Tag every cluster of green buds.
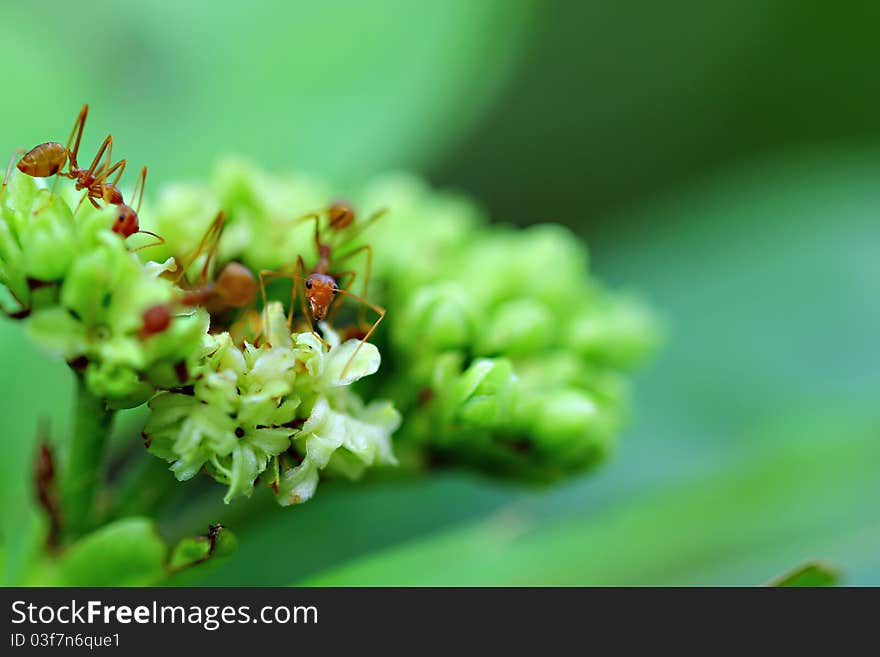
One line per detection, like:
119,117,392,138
359,176,658,481
146,158,658,483
0,171,207,407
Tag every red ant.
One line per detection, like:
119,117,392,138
260,202,387,377
172,211,257,312
16,104,120,208
140,212,257,338
14,104,162,249
293,200,387,327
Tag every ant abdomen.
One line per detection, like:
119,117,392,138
140,304,173,338
215,262,257,308
327,201,355,230
16,142,68,178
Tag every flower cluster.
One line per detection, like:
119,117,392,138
1,169,399,505
144,303,399,504
146,159,658,482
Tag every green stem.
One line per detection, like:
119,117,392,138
106,454,178,521
61,374,115,543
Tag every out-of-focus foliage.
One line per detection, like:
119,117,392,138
434,2,880,224
0,0,533,186
768,561,839,587
2,0,879,587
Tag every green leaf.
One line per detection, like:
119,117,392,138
168,524,237,574
767,562,839,588
298,413,880,585
53,518,167,587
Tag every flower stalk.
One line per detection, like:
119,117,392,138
61,374,115,542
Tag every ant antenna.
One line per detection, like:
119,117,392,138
129,230,165,253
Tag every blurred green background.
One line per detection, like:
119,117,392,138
1,0,878,585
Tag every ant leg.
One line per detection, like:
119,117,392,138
332,243,373,329
100,158,127,190
175,210,226,285
81,135,114,188
293,256,318,339
130,230,165,253
257,267,302,344
64,104,89,169
325,269,357,325
0,149,25,202
85,156,127,210
333,287,386,380
34,172,63,216
195,208,223,283
258,268,294,329
296,211,324,253
73,190,91,216
342,207,388,246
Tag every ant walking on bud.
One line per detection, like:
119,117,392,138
13,104,164,250
16,104,120,212
260,201,387,378
172,210,257,313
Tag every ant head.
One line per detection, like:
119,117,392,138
140,304,172,338
17,142,68,178
112,204,139,238
328,201,355,230
304,273,336,320
216,262,257,308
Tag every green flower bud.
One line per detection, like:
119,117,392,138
144,182,221,266
450,357,518,428
476,298,554,355
455,224,590,308
567,294,661,369
519,387,619,461
356,174,481,284
393,283,480,354
20,200,77,281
